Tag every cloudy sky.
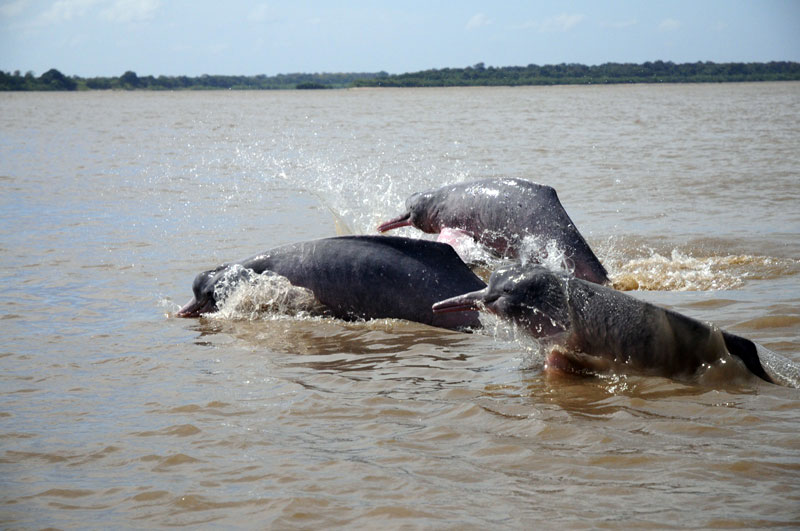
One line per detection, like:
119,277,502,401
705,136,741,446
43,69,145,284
1,0,798,77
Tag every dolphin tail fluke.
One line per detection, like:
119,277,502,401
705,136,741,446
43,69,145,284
722,330,774,384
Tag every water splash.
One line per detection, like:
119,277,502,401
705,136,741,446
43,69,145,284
477,312,570,372
211,268,326,321
266,140,474,236
159,297,183,317
605,247,796,291
519,235,575,275
756,344,800,388
436,228,496,265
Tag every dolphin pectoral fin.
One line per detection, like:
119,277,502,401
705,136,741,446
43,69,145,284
544,347,585,375
377,212,412,233
436,227,471,246
432,289,486,314
544,346,616,376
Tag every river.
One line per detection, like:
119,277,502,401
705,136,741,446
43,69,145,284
1,83,798,528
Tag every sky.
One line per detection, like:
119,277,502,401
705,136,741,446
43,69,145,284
1,0,799,77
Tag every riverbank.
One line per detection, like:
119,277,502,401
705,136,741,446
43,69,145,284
2,61,799,91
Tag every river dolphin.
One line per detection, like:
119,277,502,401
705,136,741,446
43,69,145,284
377,178,609,285
432,264,774,383
177,235,486,330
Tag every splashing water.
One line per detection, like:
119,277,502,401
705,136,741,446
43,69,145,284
436,228,496,265
211,267,326,321
476,311,575,373
519,235,575,274
266,141,474,237
756,344,800,388
605,248,797,292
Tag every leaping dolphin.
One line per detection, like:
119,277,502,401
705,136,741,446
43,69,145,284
378,178,609,285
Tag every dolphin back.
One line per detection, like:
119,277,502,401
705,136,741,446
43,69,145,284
430,179,609,284
243,235,486,329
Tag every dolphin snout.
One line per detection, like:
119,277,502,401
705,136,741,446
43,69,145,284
377,212,412,233
176,298,200,318
432,289,487,314
176,297,216,318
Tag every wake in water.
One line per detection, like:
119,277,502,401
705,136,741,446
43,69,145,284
756,344,800,388
602,246,798,292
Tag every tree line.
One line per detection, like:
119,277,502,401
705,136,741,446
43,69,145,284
353,61,800,87
2,61,799,91
0,69,377,91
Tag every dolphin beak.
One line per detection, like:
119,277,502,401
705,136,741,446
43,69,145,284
176,297,216,318
377,212,411,233
176,298,201,318
432,288,488,314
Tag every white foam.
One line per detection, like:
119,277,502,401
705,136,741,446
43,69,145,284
756,343,800,388
607,249,772,291
519,235,575,276
211,269,326,321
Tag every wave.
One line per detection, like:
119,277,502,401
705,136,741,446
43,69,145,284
605,248,797,292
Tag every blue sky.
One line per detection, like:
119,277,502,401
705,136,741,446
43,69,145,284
1,0,799,77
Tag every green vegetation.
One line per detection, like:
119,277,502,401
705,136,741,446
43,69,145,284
353,61,800,87
295,82,333,90
2,62,799,91
0,69,377,91
1,68,78,90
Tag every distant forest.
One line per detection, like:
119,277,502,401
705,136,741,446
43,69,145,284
2,61,799,91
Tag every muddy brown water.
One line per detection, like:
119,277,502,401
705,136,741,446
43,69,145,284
1,83,798,528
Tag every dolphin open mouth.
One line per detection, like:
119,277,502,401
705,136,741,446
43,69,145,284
432,290,486,314
377,212,411,233
176,297,216,318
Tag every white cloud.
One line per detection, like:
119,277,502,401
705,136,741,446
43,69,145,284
520,13,585,33
465,12,491,30
101,0,160,23
33,0,158,25
659,18,681,31
40,0,100,23
602,19,638,30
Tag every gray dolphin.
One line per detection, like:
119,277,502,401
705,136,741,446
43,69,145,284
177,235,486,330
377,178,609,285
432,264,774,383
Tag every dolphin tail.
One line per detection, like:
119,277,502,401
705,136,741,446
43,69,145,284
721,331,773,384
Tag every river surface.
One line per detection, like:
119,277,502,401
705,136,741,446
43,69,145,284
1,83,799,528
